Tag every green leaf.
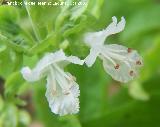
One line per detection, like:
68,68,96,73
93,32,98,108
18,110,31,127
0,48,15,78
0,6,19,21
2,104,19,127
121,5,160,42
82,75,160,127
0,6,35,49
140,36,160,82
63,15,87,37
5,71,25,99
0,42,6,53
28,32,58,55
27,0,60,39
87,0,104,18
70,0,88,20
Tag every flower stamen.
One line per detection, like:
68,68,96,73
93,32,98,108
100,54,116,66
64,92,70,95
114,64,120,69
53,64,72,81
127,48,132,53
51,90,57,96
136,60,142,65
129,70,134,76
63,89,70,95
69,76,76,82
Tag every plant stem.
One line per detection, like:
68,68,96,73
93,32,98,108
23,0,41,42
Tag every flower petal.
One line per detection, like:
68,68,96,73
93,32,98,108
45,69,57,105
104,44,128,52
102,57,135,83
84,17,125,47
84,30,106,47
55,50,84,68
85,47,100,67
21,66,44,82
66,56,84,65
45,65,80,116
105,16,125,36
21,49,82,116
49,84,80,116
100,44,142,83
21,50,66,82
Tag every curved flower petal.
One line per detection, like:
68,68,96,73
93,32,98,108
45,69,57,105
105,16,125,36
102,57,135,83
55,51,84,68
85,47,100,67
104,44,128,52
100,44,143,83
21,66,44,82
66,56,84,65
105,44,143,67
45,68,80,116
21,50,66,82
21,49,82,116
49,83,80,116
84,30,106,47
84,16,125,47
21,49,83,82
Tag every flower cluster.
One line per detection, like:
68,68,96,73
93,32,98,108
21,17,143,116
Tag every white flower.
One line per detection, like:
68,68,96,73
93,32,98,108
84,16,143,83
21,50,84,116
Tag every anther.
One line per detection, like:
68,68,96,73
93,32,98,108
114,64,120,69
129,70,134,76
127,48,132,53
72,76,76,81
69,76,76,82
136,60,142,65
64,92,70,95
51,90,57,96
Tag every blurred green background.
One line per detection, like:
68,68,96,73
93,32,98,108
0,0,160,127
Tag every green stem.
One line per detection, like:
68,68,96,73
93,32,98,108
29,32,58,55
23,0,41,42
0,33,29,53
